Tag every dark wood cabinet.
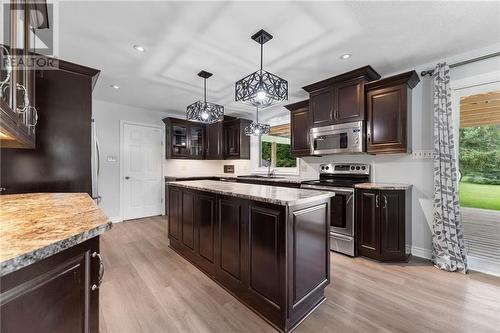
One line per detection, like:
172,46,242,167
163,118,205,159
365,71,420,154
356,188,411,261
286,99,311,157
336,78,365,123
309,87,334,127
168,185,330,332
206,121,223,159
0,237,101,333
223,118,251,159
303,66,381,127
1,60,99,195
0,1,48,149
163,117,250,160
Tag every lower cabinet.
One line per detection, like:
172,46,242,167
356,188,411,261
0,237,102,333
168,186,330,332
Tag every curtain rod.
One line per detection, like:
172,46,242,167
420,51,500,77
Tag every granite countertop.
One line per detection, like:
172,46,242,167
168,180,334,206
355,183,412,190
0,193,112,277
225,175,317,184
165,175,317,184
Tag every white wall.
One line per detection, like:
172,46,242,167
92,99,171,221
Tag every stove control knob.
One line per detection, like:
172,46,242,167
356,166,360,170
361,166,366,170
325,166,329,170
350,166,355,170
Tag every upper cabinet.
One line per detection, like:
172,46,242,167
164,118,205,159
303,66,381,127
365,71,420,154
223,118,251,160
285,100,310,157
163,116,251,160
205,121,223,160
1,1,48,149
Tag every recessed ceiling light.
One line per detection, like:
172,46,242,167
340,54,352,60
110,84,120,89
133,44,146,52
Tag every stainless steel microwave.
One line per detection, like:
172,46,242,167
310,121,365,155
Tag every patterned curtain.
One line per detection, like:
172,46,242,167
431,63,468,273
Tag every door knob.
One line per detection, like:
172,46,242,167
125,176,131,180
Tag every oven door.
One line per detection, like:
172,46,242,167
300,184,354,236
329,187,354,236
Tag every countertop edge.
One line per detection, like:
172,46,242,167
354,183,413,190
168,182,334,206
1,221,112,277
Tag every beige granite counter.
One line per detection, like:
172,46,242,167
355,183,412,190
168,180,334,206
0,193,111,276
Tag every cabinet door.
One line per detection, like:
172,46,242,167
0,238,99,333
335,78,364,123
309,87,334,127
366,84,408,153
168,187,181,240
181,190,195,251
224,122,240,157
216,196,246,293
380,191,406,260
195,192,217,274
246,203,286,317
171,123,189,158
356,190,380,259
290,107,310,157
206,121,222,159
189,125,204,159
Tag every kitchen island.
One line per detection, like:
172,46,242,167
0,193,111,333
167,180,334,332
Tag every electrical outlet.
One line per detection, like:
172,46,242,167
412,150,433,159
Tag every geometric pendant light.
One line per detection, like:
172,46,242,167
186,70,224,123
245,107,270,136
235,29,288,109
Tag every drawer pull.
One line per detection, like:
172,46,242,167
91,251,104,291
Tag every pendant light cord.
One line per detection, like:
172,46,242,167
260,42,263,71
203,77,207,103
256,107,259,123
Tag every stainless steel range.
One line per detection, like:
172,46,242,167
301,163,370,256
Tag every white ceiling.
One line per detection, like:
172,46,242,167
57,1,500,118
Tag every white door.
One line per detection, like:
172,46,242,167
123,123,163,220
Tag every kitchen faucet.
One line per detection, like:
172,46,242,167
263,159,275,177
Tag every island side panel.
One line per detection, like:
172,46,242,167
245,201,287,328
286,198,330,331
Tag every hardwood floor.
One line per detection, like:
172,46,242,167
99,216,500,333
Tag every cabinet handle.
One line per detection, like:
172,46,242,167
16,83,29,114
28,106,38,127
383,195,387,209
91,251,104,291
375,194,379,208
367,132,371,143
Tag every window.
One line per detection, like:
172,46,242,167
259,123,297,168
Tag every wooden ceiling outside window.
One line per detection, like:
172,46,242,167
460,90,500,128
269,124,290,137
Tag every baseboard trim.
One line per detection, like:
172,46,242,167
411,245,432,260
468,256,500,277
109,216,123,223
